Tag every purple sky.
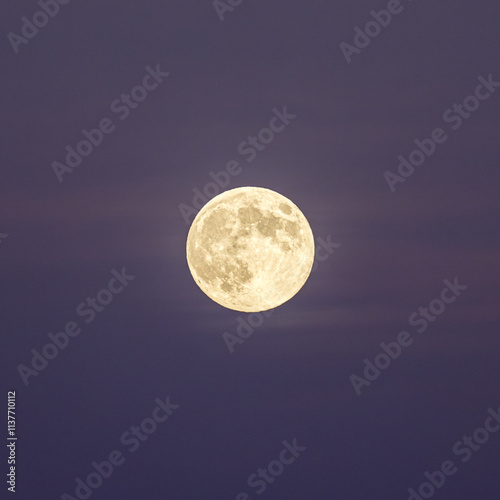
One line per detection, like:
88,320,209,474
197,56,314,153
2,1,500,499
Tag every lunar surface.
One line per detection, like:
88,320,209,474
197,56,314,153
186,186,315,312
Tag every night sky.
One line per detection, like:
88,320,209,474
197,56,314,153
2,1,500,499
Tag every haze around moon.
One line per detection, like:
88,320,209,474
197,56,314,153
186,186,315,312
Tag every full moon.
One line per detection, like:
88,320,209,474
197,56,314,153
186,186,315,312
